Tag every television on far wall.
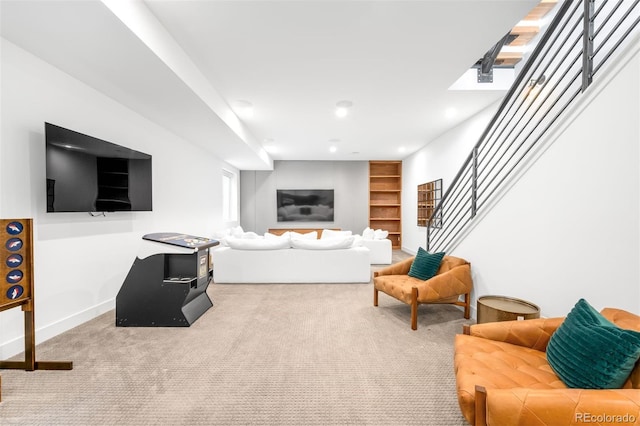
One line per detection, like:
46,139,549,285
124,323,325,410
277,189,334,222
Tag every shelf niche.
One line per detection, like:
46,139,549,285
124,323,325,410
369,161,402,249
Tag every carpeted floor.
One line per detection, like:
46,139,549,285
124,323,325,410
0,256,469,425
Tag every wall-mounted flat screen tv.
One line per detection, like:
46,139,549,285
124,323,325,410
276,189,334,222
45,122,153,213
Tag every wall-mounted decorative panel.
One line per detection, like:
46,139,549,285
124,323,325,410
417,179,442,228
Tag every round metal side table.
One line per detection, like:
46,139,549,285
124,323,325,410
477,295,540,324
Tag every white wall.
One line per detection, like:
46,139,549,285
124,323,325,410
402,106,496,254
0,39,238,358
240,160,369,235
403,38,640,319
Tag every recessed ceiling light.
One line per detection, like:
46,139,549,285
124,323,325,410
263,138,277,153
398,147,406,153
329,146,337,153
335,100,353,118
234,100,254,118
445,107,457,119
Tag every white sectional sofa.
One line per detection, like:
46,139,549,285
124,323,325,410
361,238,392,264
212,245,371,283
210,228,391,283
265,227,392,265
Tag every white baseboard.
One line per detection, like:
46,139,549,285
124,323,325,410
0,299,114,359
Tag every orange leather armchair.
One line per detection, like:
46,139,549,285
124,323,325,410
454,308,640,425
373,255,472,330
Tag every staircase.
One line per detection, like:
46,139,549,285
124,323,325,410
427,0,640,253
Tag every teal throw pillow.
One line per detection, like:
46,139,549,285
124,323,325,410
408,248,445,281
546,298,640,389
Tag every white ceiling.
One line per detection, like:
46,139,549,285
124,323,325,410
0,0,538,170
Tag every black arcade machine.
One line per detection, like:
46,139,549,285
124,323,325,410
116,232,219,327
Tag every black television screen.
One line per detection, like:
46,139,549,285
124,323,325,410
45,123,152,212
276,189,334,222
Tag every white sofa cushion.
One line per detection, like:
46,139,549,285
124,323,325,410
320,229,352,239
362,227,375,240
230,225,245,238
241,231,261,239
362,227,389,240
264,232,290,240
227,237,290,250
291,236,354,250
374,229,389,239
213,227,261,246
289,231,318,240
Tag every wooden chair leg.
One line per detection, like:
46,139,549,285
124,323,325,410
464,292,470,319
411,287,418,330
373,286,378,306
474,385,487,426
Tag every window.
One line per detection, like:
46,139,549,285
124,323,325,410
222,169,238,222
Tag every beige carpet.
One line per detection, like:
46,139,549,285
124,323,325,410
0,257,469,425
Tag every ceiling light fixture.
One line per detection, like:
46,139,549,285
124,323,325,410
525,75,547,100
329,146,337,153
263,138,277,153
234,100,254,118
335,100,353,118
445,107,457,119
528,74,546,87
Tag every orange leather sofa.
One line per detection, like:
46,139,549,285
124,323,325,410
454,308,640,425
373,255,472,330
